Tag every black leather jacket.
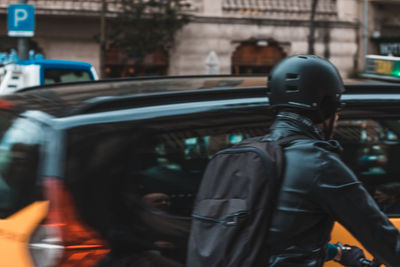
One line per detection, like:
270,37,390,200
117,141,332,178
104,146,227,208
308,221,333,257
266,112,400,267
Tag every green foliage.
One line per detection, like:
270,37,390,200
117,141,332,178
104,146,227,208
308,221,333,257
109,0,190,63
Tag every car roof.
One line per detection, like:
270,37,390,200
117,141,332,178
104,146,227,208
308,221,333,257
16,58,93,70
3,75,267,117
1,75,400,119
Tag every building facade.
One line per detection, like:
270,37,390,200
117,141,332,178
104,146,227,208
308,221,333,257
367,0,400,58
0,0,397,78
171,0,360,77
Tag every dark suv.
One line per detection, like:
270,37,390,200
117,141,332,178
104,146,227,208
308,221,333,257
0,76,399,267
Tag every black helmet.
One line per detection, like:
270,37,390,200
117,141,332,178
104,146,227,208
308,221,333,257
267,55,345,122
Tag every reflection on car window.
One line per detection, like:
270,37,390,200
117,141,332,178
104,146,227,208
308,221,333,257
136,128,266,217
44,68,92,84
335,119,400,216
0,115,43,218
66,122,268,266
373,182,400,215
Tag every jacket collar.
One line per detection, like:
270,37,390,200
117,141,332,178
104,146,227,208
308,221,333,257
266,112,343,153
268,111,325,141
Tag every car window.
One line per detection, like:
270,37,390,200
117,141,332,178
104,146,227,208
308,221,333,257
64,109,271,266
335,119,400,217
0,113,43,219
44,68,92,84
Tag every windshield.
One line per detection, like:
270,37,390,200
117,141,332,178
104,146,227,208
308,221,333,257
44,68,93,84
0,112,44,218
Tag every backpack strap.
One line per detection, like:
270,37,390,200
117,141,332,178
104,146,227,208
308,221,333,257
263,134,313,146
260,134,312,180
276,134,312,145
261,134,312,265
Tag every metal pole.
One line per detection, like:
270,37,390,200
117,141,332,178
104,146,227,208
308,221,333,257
363,0,368,70
308,0,319,55
99,0,107,78
18,0,29,59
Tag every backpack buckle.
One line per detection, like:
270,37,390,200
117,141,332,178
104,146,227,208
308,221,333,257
224,211,248,226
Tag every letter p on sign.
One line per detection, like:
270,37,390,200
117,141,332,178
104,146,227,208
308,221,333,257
8,4,35,37
14,9,28,27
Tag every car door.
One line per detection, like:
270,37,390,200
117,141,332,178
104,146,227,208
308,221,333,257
64,104,272,266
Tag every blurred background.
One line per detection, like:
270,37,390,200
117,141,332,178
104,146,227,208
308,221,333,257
0,0,398,79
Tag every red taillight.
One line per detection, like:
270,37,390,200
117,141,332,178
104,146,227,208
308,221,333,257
0,99,15,110
29,178,109,267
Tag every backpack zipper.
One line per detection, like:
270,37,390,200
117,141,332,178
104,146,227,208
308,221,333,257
192,211,249,226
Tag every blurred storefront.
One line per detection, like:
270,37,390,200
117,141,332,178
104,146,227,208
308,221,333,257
231,40,286,74
0,0,395,78
104,46,168,77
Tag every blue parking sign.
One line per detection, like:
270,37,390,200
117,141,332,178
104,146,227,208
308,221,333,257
8,4,35,37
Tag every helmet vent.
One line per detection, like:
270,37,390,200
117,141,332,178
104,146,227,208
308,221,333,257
285,73,299,92
285,85,298,92
286,73,299,79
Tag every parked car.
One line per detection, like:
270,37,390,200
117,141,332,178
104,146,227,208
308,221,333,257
0,75,399,267
0,50,98,94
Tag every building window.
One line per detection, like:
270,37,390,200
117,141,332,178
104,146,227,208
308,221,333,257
104,47,168,78
231,41,285,75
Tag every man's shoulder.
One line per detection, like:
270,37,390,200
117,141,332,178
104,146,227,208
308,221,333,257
313,144,360,186
287,138,342,155
288,139,356,179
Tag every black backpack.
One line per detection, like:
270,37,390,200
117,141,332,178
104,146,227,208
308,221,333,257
187,135,306,267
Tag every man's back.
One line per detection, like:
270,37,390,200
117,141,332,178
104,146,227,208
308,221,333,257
266,113,400,266
187,54,400,267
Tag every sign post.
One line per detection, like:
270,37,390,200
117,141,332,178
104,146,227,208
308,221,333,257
7,2,35,59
